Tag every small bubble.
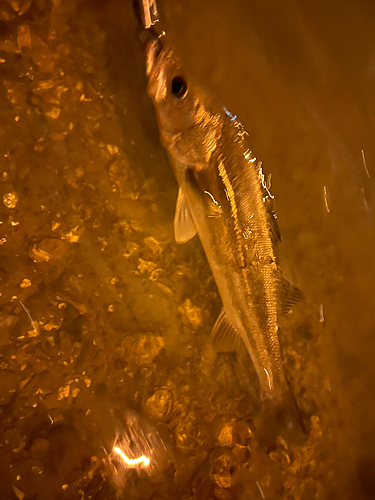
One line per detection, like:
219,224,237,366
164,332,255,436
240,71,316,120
108,304,114,312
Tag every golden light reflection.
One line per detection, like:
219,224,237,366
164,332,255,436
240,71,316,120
323,186,330,213
113,446,150,467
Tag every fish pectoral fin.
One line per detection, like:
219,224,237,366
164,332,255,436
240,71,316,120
210,309,244,353
174,188,197,243
279,273,304,315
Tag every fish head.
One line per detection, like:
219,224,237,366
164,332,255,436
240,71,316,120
146,37,222,169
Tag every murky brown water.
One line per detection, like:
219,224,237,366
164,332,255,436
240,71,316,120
0,0,374,499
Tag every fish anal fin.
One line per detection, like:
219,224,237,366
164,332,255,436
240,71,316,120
210,309,244,353
174,188,197,243
279,274,304,315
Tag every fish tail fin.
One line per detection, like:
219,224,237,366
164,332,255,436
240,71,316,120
255,390,308,449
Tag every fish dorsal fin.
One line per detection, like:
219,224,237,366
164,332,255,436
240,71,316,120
210,309,244,353
265,199,281,246
279,273,304,315
174,188,197,243
257,162,281,245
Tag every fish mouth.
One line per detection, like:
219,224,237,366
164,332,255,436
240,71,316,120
145,37,164,76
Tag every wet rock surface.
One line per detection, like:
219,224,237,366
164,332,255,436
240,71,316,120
0,0,373,499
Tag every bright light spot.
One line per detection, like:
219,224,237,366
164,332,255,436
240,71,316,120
263,368,274,391
113,447,150,467
242,226,253,239
323,186,330,213
204,190,222,209
319,304,325,323
223,107,237,121
244,149,256,161
256,480,265,499
258,162,274,199
361,149,370,178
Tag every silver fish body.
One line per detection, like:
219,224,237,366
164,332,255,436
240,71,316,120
146,39,296,408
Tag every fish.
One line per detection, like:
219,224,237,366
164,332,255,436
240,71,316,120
145,36,304,432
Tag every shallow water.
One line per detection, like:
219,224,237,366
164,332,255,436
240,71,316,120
0,0,374,499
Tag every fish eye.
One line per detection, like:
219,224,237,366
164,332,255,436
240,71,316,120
171,76,187,98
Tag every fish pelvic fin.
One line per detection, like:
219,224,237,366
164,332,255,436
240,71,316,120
209,310,260,396
174,188,197,243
